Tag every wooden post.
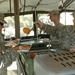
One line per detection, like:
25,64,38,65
13,0,20,38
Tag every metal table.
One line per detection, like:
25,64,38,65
34,50,75,75
18,40,75,75
18,40,50,75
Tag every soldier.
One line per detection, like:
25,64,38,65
0,13,19,75
34,9,66,49
34,9,75,50
34,9,65,35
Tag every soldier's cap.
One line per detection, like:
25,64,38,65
48,9,59,16
71,10,75,17
0,13,7,24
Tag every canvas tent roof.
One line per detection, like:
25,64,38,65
0,0,75,14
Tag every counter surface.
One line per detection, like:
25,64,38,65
34,50,75,75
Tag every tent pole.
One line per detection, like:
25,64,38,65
13,0,20,38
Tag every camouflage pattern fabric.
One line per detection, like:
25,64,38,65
0,33,18,75
62,25,75,50
41,23,75,50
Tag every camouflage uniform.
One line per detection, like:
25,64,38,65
41,23,75,50
62,25,75,50
0,33,18,75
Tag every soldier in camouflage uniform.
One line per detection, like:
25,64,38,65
34,9,75,50
34,9,67,49
0,13,19,75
